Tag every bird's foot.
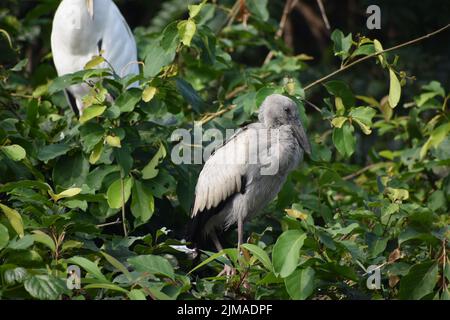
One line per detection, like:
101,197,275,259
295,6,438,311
218,265,236,278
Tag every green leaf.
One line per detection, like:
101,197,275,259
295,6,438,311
349,107,377,135
31,230,56,252
385,187,409,202
332,122,356,157
101,252,132,281
89,141,103,164
0,203,24,238
49,187,82,202
388,68,401,108
399,262,439,299
53,152,90,188
37,143,72,162
24,275,69,300
331,30,353,59
324,80,355,108
67,256,108,282
246,0,269,21
188,0,207,19
4,267,27,285
143,39,176,78
127,254,175,280
178,19,196,47
0,223,9,250
175,78,205,113
1,145,26,161
131,180,155,225
105,135,121,148
331,116,347,129
112,88,141,113
142,143,166,180
128,289,147,300
84,55,105,69
106,177,133,209
373,39,385,65
272,230,307,278
84,283,128,293
142,86,157,102
284,267,315,300
420,123,450,160
241,243,272,271
79,105,106,124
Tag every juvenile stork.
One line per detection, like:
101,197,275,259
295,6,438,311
51,0,139,116
190,94,311,254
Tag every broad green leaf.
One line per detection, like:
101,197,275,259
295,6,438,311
53,152,90,189
399,262,439,299
331,116,347,129
0,223,9,250
241,243,272,271
127,254,175,280
188,250,231,274
385,187,409,202
0,203,24,238
188,0,207,18
4,267,27,285
113,88,141,113
332,122,356,157
0,28,13,48
349,107,377,135
142,86,157,102
131,180,155,225
37,143,72,162
388,68,401,108
84,283,128,293
84,55,105,69
101,252,132,281
284,267,315,300
272,230,307,278
1,145,26,161
324,81,355,108
331,29,353,59
420,122,450,160
67,256,108,282
89,141,103,164
246,0,269,21
373,39,384,65
143,39,176,77
128,289,147,300
175,78,205,113
31,230,56,252
142,144,166,180
178,19,196,47
106,177,133,209
49,187,82,202
24,275,69,300
79,105,106,124
105,135,121,148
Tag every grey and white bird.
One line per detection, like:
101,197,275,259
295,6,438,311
189,94,311,253
51,0,139,116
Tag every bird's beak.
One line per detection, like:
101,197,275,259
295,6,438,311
293,124,311,156
86,0,94,19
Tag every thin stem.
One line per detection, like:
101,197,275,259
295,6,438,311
303,24,450,92
120,171,128,237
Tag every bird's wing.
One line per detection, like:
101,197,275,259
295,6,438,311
192,124,259,217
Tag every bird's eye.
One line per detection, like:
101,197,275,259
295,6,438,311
284,107,291,114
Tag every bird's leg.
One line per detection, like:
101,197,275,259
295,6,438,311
211,231,235,277
237,213,244,250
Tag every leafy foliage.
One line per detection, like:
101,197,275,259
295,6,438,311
0,0,449,300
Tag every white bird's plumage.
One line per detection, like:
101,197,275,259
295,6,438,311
51,0,139,115
190,94,311,248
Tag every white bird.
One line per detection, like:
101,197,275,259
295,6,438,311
189,94,311,255
51,0,139,116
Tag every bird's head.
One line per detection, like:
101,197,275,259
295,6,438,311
258,94,311,155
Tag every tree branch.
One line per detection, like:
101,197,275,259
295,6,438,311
303,23,450,93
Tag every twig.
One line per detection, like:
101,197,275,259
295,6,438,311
120,172,128,237
342,163,377,180
303,24,450,92
96,218,121,228
263,0,298,65
316,0,330,30
200,104,236,125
